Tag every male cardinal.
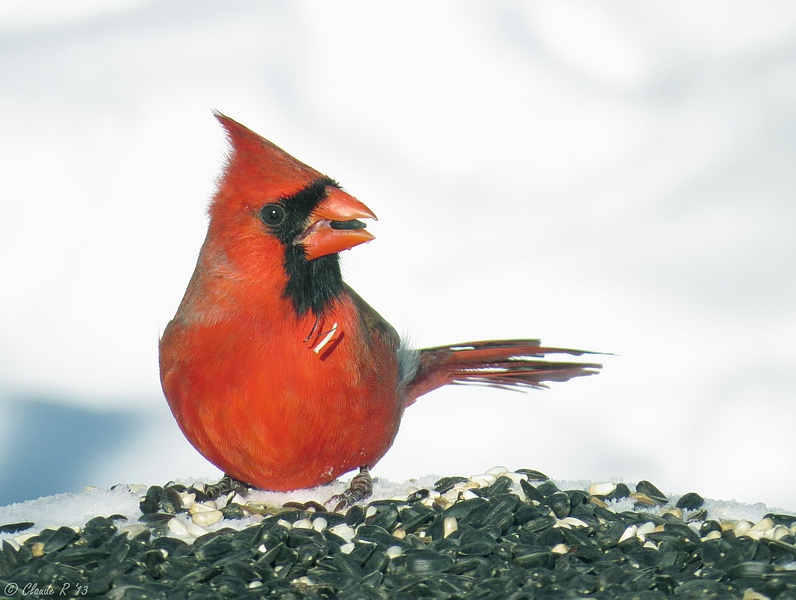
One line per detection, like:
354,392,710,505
159,113,601,509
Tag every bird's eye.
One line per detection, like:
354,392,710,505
260,203,285,227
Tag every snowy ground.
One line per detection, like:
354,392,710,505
1,1,795,511
1,474,790,543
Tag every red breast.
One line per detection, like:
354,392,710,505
159,114,397,490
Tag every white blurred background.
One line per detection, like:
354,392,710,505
1,1,795,510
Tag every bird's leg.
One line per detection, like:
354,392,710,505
202,474,251,500
326,467,373,512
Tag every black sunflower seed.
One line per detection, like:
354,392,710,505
636,480,669,505
42,526,78,553
443,497,488,520
344,505,366,527
433,476,469,494
520,479,546,503
514,469,549,481
0,522,34,534
676,492,705,511
404,549,454,574
765,513,796,527
546,491,572,519
329,219,366,230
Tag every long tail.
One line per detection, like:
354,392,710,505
402,339,602,406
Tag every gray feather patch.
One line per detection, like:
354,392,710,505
397,340,420,389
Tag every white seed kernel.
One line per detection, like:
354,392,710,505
190,501,218,514
167,518,189,537
340,542,355,554
618,525,637,543
589,483,617,497
660,508,682,520
504,472,527,483
561,517,588,528
734,520,753,536
118,524,148,539
293,518,313,530
191,509,223,527
751,517,774,532
178,492,196,509
486,466,509,476
470,474,497,488
186,522,208,537
637,522,656,536
329,523,356,542
443,517,458,538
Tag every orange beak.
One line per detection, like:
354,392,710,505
297,187,378,261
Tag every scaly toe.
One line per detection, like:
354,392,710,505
203,474,251,500
325,468,373,512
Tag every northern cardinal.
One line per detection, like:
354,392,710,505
159,113,601,509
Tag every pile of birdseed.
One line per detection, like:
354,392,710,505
1,469,795,599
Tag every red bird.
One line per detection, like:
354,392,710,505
159,114,601,508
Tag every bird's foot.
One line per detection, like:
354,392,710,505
326,467,373,512
203,474,251,500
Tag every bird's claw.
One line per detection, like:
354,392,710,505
203,474,251,500
325,468,373,512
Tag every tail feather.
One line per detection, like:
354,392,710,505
402,339,602,405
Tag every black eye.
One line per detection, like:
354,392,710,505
260,203,285,227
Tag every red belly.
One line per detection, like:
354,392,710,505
160,311,402,491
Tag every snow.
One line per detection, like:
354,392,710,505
0,487,142,538
2,475,791,543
